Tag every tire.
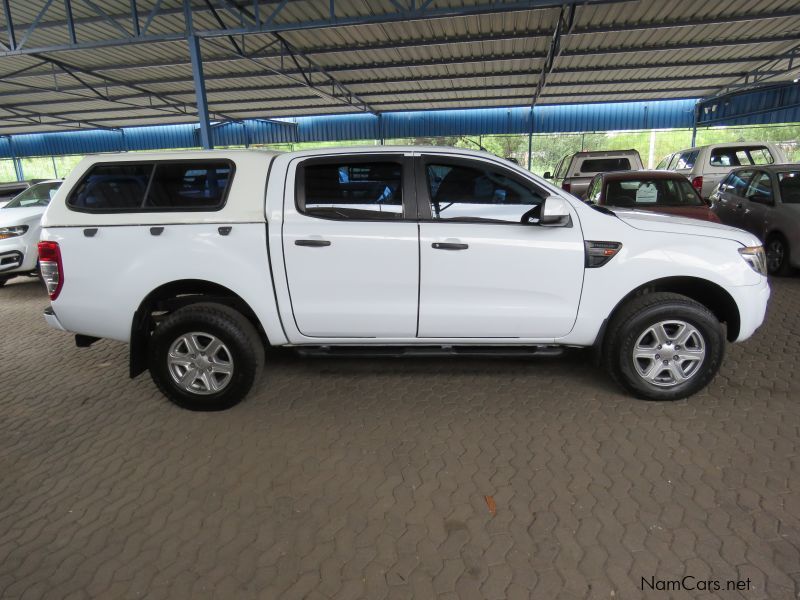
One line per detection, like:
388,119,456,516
148,302,265,411
602,292,725,401
765,234,792,276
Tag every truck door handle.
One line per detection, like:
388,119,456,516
83,228,98,237
432,242,469,250
295,239,331,247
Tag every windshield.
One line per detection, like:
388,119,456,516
3,181,61,208
778,171,800,204
603,178,705,208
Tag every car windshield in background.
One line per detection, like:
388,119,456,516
605,178,705,208
778,171,800,204
580,158,631,173
3,181,61,208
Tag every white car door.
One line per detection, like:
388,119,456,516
281,155,419,338
416,155,585,339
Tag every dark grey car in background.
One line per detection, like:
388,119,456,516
710,164,800,275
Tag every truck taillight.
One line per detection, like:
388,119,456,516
38,241,63,300
562,182,571,193
691,176,703,194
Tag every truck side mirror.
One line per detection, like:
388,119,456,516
539,196,572,227
543,171,552,179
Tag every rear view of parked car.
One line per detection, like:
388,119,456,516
585,170,719,222
545,150,643,198
657,142,787,199
711,165,800,275
0,180,62,286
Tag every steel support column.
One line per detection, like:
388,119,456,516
187,34,212,149
527,107,534,171
185,0,212,149
13,157,24,181
691,102,699,146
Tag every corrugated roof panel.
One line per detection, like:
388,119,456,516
295,113,380,142
381,107,531,138
698,81,800,126
533,99,696,133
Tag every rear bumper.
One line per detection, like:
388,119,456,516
731,278,770,342
43,306,66,331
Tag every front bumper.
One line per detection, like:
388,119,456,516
43,306,66,331
0,250,23,273
0,233,38,274
730,277,770,342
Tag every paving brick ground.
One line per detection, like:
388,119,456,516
0,276,799,599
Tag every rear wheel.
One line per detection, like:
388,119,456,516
603,292,725,401
766,234,792,276
148,302,264,411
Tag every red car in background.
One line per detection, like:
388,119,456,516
584,170,720,222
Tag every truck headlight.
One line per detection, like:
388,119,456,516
0,225,28,239
738,245,767,276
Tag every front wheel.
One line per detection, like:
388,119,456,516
603,293,725,401
766,234,792,276
148,302,264,411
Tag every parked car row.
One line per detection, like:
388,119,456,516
710,165,800,275
546,142,796,275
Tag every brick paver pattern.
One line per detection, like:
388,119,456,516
1,277,799,599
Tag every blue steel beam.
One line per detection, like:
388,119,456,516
0,69,763,109
1,0,15,50
0,0,630,56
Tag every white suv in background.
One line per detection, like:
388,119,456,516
0,180,62,286
657,142,787,199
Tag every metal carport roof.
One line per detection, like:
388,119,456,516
0,0,798,137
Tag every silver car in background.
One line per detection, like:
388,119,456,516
710,164,800,275
657,142,788,200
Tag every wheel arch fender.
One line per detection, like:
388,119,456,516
594,276,741,356
129,279,268,378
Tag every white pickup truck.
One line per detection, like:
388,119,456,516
39,147,770,410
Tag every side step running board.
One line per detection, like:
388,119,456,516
295,345,565,358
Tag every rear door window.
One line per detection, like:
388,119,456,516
744,171,773,201
579,158,631,173
778,172,800,204
729,170,754,197
298,160,405,220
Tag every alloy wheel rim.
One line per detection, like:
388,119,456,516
767,240,784,273
632,320,706,388
167,332,234,395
